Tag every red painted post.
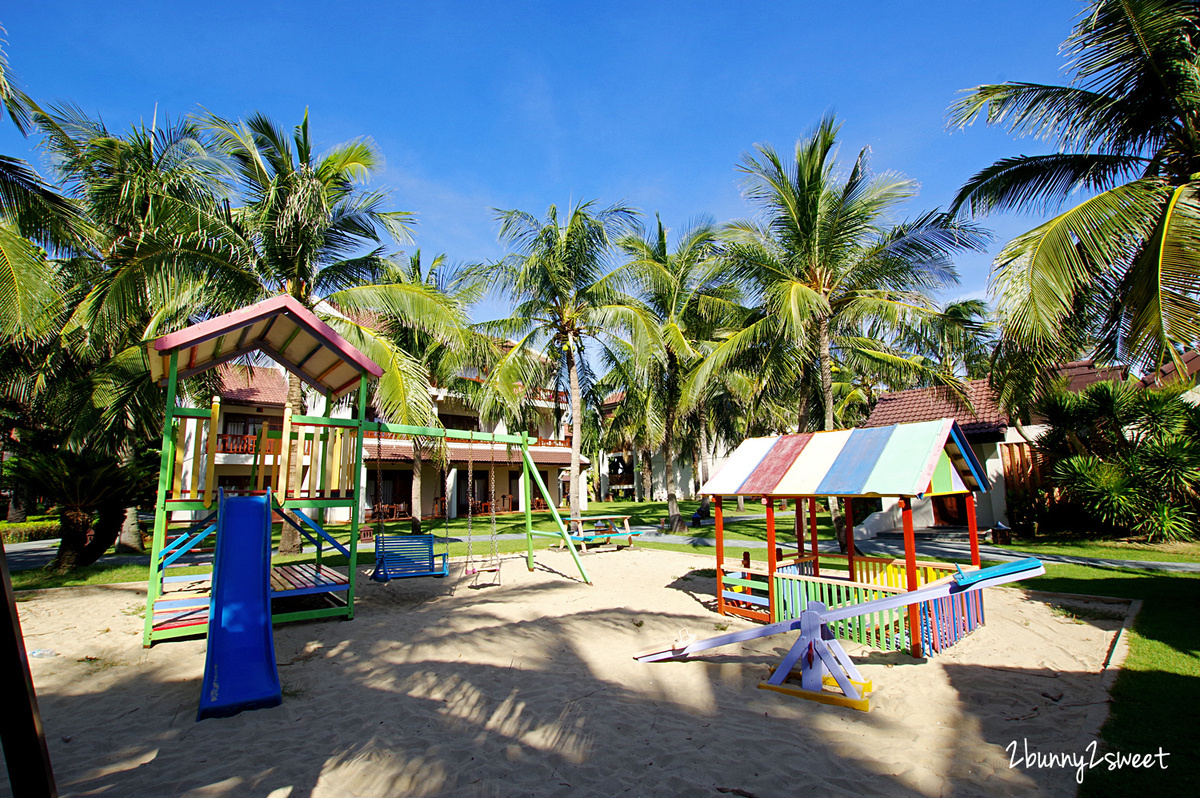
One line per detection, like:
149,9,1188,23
966,492,980,567
809,497,819,577
844,497,855,583
765,497,777,619
901,497,922,658
715,496,725,616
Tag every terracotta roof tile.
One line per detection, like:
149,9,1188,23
1139,351,1200,388
217,365,289,407
1052,359,1128,391
863,379,1007,437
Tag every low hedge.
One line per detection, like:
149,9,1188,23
1,521,60,545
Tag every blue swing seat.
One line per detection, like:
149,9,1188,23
370,534,449,581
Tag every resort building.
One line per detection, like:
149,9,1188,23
174,364,585,523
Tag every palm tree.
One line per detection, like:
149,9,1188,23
7,447,154,572
949,0,1200,391
898,299,997,379
696,116,985,549
699,115,986,432
620,216,740,531
375,250,488,532
487,200,649,523
207,112,465,552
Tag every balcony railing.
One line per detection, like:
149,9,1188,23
215,434,312,456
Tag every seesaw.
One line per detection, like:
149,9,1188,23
634,557,1045,711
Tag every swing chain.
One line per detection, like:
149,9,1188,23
465,433,474,567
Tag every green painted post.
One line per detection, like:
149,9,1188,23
346,376,367,619
144,350,180,647
521,448,589,584
522,433,534,571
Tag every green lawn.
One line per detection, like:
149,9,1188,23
1010,563,1200,796
996,536,1200,564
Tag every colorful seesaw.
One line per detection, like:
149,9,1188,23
635,557,1045,711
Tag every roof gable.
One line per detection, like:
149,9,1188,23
700,419,989,498
147,295,383,400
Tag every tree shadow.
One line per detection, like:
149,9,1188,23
6,568,1144,797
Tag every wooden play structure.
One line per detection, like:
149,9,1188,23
143,295,592,650
702,419,990,658
637,557,1044,711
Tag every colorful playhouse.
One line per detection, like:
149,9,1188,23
700,419,989,658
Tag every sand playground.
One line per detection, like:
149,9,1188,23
8,548,1130,797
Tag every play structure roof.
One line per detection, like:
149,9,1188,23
700,418,989,498
147,295,383,399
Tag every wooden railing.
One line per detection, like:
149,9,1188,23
772,571,909,650
216,434,312,456
534,437,570,448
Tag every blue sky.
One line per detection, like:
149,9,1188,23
2,1,1081,320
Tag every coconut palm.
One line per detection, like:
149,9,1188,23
949,0,1200,389
695,116,985,549
206,112,468,552
7,447,154,572
619,215,740,531
487,200,651,523
697,115,987,433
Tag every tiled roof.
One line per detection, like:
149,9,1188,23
217,365,289,407
863,379,1008,437
1138,351,1200,388
365,437,587,467
1053,359,1128,391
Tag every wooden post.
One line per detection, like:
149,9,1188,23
277,403,293,499
144,350,179,647
346,377,367,620
1,540,57,797
845,498,855,582
715,496,725,615
523,433,534,571
809,497,819,577
966,492,980,567
203,396,219,508
901,497,922,658
766,497,777,620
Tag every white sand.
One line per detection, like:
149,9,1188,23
6,548,1126,797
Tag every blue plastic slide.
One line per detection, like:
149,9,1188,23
196,490,282,721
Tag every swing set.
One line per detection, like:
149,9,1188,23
141,295,593,648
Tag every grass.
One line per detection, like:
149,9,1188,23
996,536,1200,564
1003,562,1200,796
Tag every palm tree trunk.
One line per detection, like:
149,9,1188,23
697,424,712,518
664,407,685,532
567,342,582,521
640,448,653,502
278,372,304,554
818,315,835,431
116,442,143,553
411,441,423,534
817,315,849,553
6,487,25,522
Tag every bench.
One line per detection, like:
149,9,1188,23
370,534,449,581
564,515,644,553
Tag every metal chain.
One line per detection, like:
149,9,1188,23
465,433,474,567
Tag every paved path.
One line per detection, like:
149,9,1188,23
8,527,1200,575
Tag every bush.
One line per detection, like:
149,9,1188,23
1,521,60,545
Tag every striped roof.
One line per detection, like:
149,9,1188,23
700,419,988,498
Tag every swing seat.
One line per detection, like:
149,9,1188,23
371,534,449,581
